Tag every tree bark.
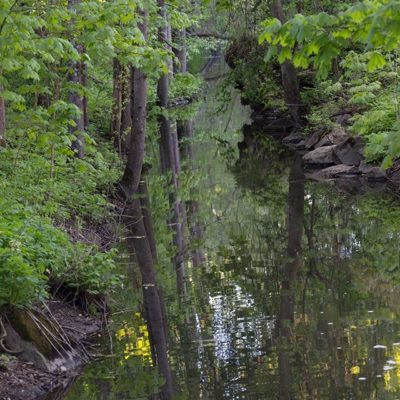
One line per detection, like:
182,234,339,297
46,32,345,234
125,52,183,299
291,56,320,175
277,156,305,400
0,86,6,146
157,0,186,282
126,199,173,400
111,58,122,146
139,177,158,263
157,0,174,176
174,35,205,267
120,64,147,197
119,66,132,155
271,0,303,127
81,57,89,129
173,29,187,73
68,0,85,158
119,11,173,398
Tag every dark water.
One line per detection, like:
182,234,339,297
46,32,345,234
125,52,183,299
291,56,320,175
62,62,400,400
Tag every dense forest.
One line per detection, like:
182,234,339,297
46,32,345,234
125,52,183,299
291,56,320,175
1,0,400,399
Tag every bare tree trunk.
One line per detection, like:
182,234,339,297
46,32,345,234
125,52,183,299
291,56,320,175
120,11,173,398
81,58,89,129
157,0,176,176
126,198,173,400
188,198,206,267
139,177,158,263
120,66,132,155
277,156,305,399
111,58,122,149
139,174,170,341
157,0,186,286
120,65,147,197
174,33,205,267
68,0,85,158
271,0,303,127
0,86,6,146
173,29,187,73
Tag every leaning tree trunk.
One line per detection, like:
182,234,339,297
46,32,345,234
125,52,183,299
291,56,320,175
139,177,158,263
68,0,85,158
120,11,173,399
271,0,303,128
127,198,174,400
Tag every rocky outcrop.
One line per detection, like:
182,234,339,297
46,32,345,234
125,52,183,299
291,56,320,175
298,127,386,182
387,159,400,189
309,164,359,180
359,162,387,181
244,105,390,184
303,145,337,165
315,127,348,148
282,131,303,145
333,136,364,166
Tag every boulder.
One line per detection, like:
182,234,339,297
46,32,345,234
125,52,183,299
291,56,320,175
294,140,306,151
359,161,387,181
282,131,303,145
303,145,336,165
387,159,400,187
335,178,365,195
309,164,359,180
304,131,322,149
333,136,364,166
315,127,348,148
335,113,352,126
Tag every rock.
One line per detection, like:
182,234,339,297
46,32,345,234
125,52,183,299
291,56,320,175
304,131,322,149
335,178,366,195
294,140,306,151
309,165,359,180
335,113,352,126
315,127,348,148
282,131,303,145
359,161,387,181
387,159,400,187
303,145,337,165
333,136,364,166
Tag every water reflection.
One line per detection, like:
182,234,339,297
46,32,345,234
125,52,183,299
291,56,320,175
277,155,305,400
63,61,400,399
169,144,400,399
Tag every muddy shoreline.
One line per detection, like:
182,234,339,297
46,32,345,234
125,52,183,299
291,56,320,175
0,300,103,400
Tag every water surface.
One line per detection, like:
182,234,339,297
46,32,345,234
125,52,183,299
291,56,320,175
63,60,400,400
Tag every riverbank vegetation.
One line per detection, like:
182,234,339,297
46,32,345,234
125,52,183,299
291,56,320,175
1,0,220,395
3,0,400,399
222,0,400,167
0,0,211,309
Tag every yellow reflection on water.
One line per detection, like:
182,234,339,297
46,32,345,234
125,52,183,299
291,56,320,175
116,314,152,365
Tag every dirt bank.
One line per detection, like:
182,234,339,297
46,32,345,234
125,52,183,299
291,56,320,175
0,299,102,400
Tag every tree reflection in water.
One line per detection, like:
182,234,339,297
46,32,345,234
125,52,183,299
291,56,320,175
63,67,400,400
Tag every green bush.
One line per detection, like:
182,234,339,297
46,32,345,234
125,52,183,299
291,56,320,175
0,141,122,308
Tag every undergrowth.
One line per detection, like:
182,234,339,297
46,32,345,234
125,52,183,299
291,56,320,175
0,143,123,308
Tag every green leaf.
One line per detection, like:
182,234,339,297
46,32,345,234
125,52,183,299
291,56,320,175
367,52,386,72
